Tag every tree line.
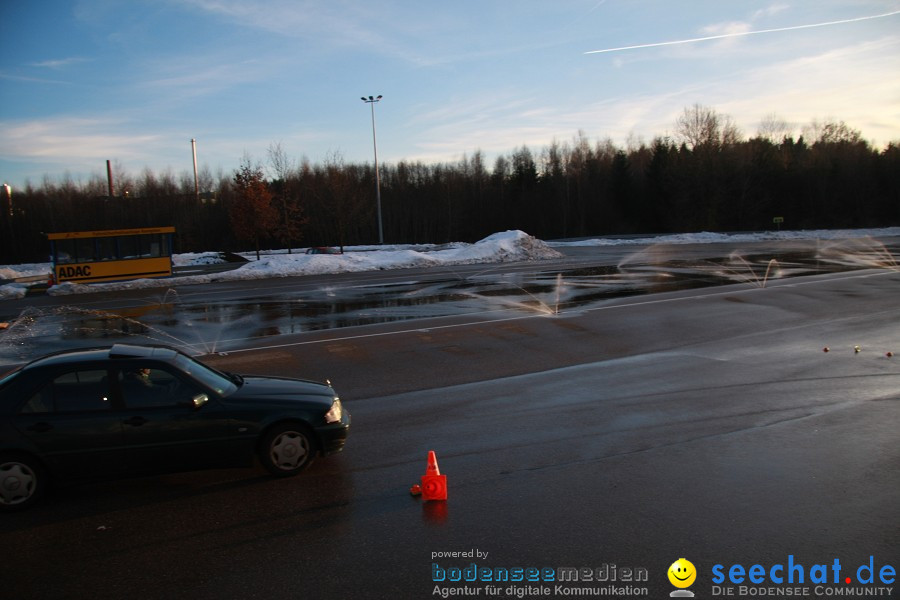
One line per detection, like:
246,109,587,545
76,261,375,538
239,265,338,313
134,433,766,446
2,105,898,264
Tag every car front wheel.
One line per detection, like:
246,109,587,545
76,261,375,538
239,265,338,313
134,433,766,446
0,454,46,511
259,423,316,476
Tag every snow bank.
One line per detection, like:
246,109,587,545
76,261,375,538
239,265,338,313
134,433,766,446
172,252,230,266
196,230,560,281
0,264,52,280
2,227,898,298
547,227,900,247
35,230,562,296
0,263,51,300
0,283,28,300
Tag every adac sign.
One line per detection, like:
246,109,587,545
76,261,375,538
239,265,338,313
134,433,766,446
54,257,171,283
57,264,93,280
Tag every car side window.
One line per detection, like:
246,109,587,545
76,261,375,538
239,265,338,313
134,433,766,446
20,387,53,414
21,369,112,413
119,366,202,408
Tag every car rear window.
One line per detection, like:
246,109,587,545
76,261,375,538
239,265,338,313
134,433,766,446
21,369,112,413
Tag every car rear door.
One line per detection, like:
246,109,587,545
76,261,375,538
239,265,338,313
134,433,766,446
115,364,239,474
12,368,127,480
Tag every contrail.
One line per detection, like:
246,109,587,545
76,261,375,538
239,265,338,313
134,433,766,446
584,9,900,54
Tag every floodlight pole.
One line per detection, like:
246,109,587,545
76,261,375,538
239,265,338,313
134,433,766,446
3,183,16,262
191,139,200,202
361,94,384,244
2,183,11,217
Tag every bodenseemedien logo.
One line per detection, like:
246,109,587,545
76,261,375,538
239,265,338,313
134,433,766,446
668,558,697,598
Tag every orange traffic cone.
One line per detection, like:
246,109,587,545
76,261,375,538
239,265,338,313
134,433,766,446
421,450,447,501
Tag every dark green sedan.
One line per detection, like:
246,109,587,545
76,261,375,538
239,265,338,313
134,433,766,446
0,343,350,510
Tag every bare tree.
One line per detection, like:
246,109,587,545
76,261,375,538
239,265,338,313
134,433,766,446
802,119,863,145
676,104,743,149
757,113,792,142
676,104,719,148
307,151,369,251
267,142,307,253
267,141,293,182
720,115,743,146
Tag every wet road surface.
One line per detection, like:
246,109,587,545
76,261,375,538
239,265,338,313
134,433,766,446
2,236,897,365
2,237,899,599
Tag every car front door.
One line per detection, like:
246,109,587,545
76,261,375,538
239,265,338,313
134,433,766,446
12,368,127,480
116,364,237,474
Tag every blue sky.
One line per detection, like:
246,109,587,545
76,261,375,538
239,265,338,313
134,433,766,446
1,1,898,189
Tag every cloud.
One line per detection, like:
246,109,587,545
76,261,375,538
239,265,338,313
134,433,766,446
584,9,900,54
139,58,263,98
181,0,397,52
751,4,789,21
700,21,753,37
0,72,71,85
29,57,91,69
0,117,163,163
716,36,900,144
396,30,900,166
177,0,518,68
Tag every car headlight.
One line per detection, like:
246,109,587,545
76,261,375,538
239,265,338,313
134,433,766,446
324,397,343,423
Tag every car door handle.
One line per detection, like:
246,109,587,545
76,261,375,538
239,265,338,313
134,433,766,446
27,422,53,433
123,416,149,427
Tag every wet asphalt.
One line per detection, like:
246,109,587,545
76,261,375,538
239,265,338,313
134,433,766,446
2,237,899,599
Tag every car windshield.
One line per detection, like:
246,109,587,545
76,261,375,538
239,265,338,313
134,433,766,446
174,353,238,396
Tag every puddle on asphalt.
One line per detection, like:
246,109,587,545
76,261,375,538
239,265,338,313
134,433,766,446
2,242,897,364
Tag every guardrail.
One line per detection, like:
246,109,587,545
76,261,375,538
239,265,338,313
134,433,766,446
172,263,245,276
1,263,246,288
0,274,51,285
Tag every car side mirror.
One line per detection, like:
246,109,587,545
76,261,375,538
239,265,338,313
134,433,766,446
192,393,209,409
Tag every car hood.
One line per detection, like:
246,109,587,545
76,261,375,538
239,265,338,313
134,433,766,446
225,375,335,407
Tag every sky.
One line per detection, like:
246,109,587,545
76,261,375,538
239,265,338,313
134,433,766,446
1,1,899,190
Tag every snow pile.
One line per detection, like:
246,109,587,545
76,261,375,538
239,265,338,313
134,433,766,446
0,263,52,300
0,263,51,280
448,230,562,262
172,252,231,266
8,230,560,297
547,227,900,247
0,283,28,300
203,230,560,282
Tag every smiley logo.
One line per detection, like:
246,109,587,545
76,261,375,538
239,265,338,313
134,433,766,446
668,558,697,588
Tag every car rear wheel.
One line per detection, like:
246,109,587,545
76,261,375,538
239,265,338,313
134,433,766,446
0,454,46,511
259,423,316,477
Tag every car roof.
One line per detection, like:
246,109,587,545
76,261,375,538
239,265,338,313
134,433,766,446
108,343,179,360
21,343,180,371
